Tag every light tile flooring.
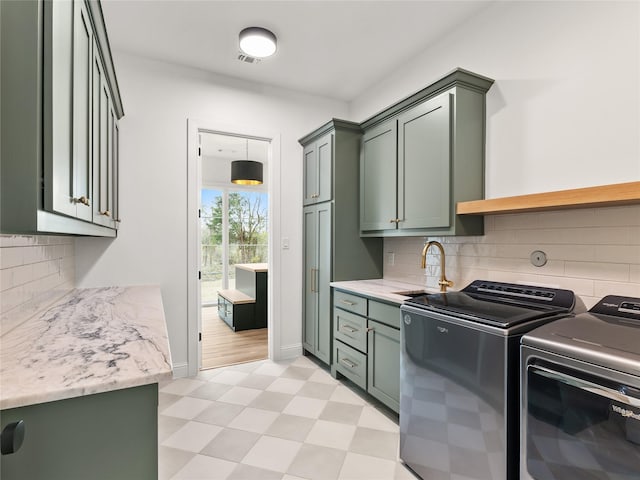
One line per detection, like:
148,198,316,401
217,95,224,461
159,356,417,479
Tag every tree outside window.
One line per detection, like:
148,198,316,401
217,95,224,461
201,190,268,304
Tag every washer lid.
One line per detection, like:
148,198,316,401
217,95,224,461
522,295,640,374
405,291,569,328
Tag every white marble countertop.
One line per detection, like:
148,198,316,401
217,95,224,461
235,263,268,273
0,286,173,410
330,278,439,305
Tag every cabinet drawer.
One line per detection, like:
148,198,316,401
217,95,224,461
369,300,400,329
334,308,367,353
334,340,367,390
334,291,367,316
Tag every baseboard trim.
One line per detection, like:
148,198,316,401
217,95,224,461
172,362,189,378
276,343,303,361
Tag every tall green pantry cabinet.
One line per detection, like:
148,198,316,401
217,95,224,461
300,121,383,365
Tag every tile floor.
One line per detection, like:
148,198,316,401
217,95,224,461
159,355,417,479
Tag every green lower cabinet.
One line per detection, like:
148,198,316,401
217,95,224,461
0,384,158,480
331,290,400,413
367,319,400,412
333,339,367,390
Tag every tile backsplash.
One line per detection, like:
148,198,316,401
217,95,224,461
0,235,75,335
384,204,640,311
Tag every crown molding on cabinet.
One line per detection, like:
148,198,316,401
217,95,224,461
456,181,640,215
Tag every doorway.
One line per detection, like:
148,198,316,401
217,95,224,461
199,132,270,370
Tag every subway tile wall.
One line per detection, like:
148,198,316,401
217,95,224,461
384,204,640,311
0,235,75,335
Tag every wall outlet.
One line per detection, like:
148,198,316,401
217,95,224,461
281,237,290,250
387,252,395,266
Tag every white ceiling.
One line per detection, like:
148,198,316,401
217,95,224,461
201,132,269,162
101,0,493,102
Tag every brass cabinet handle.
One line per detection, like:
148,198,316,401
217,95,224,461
339,358,357,369
366,327,375,333
75,196,90,206
389,218,400,223
340,299,356,306
311,193,319,199
100,210,111,217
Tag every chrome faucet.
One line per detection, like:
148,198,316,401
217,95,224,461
420,240,454,293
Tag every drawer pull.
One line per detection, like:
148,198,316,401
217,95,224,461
311,193,319,198
339,325,357,334
340,358,357,369
340,299,357,306
74,196,90,206
366,327,375,333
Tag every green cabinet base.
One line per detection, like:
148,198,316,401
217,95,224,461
0,384,159,480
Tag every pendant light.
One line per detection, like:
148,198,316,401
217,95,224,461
231,139,263,185
239,27,277,58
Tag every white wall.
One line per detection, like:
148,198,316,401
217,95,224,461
75,53,348,372
350,1,640,196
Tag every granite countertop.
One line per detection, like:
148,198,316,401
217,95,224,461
0,286,173,410
330,278,439,305
235,263,268,273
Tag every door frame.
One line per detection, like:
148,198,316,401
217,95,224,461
187,118,281,376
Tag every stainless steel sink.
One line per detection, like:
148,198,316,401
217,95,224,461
392,290,428,298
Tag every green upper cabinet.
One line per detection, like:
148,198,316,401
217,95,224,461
360,120,397,232
1,0,123,236
398,94,451,230
303,133,333,205
92,45,119,229
360,68,494,237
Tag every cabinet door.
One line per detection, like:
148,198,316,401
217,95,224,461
360,120,397,232
398,94,451,230
315,202,332,364
367,319,400,412
302,143,317,205
71,0,93,222
91,44,106,225
302,203,332,365
303,133,333,205
302,206,317,353
107,104,117,222
0,384,158,480
112,119,120,226
315,133,333,204
45,0,75,218
93,62,113,227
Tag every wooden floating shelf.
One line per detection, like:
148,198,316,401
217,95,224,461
457,181,640,215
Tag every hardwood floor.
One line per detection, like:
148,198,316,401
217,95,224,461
201,306,268,370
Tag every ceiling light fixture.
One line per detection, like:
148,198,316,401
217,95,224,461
239,27,277,58
231,139,263,185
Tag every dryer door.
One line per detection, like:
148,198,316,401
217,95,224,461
524,360,640,480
